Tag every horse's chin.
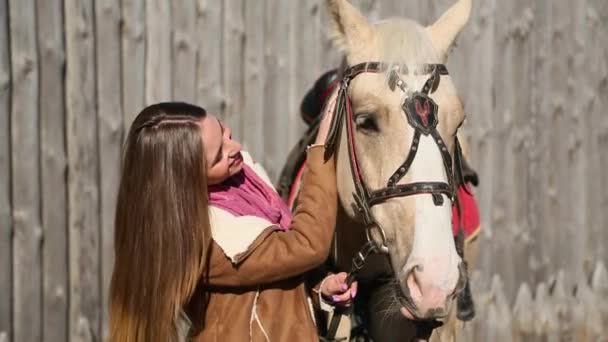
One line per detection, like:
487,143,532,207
395,285,450,321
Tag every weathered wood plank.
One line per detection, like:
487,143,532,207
512,283,535,342
485,0,518,299
591,262,608,330
65,0,101,340
573,278,602,342
526,0,547,287
548,0,574,279
146,0,172,104
583,0,606,273
488,276,513,341
121,0,146,128
378,0,405,19
9,0,42,340
172,0,197,104
195,0,224,114
292,0,321,148
509,0,536,293
222,0,245,138
0,0,11,338
533,0,554,287
590,0,608,266
461,0,496,283
241,0,265,156
551,271,575,339
264,0,294,181
95,1,121,340
37,0,68,341
570,0,592,282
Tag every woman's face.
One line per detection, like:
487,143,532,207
201,115,243,185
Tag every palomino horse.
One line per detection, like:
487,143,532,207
278,0,480,341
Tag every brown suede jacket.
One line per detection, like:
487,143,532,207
191,146,337,342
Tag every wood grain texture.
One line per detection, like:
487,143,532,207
121,0,145,129
146,0,172,104
196,0,224,114
0,0,11,338
9,0,42,340
0,0,13,340
65,0,100,340
172,0,198,103
242,0,265,156
263,0,293,181
95,1,122,340
222,0,245,137
37,0,68,340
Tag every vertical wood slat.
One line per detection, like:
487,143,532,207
582,0,603,273
222,0,244,137
532,0,553,287
8,0,42,340
145,0,172,104
464,0,496,279
490,0,517,299
554,0,578,280
196,0,224,114
172,0,197,104
263,0,293,182
526,0,546,287
65,0,100,340
241,0,265,156
510,0,536,291
37,0,68,341
121,0,146,128
547,0,570,278
591,0,608,265
0,0,11,339
292,0,321,147
95,1,122,340
570,0,591,281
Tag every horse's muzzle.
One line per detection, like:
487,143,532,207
397,261,467,320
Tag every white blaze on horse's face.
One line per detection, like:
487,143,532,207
328,0,472,320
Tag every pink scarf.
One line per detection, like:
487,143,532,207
209,164,293,231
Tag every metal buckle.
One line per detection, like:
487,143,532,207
352,252,366,271
365,221,389,254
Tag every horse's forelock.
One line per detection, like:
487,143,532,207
374,19,441,74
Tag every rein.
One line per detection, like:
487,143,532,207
322,61,467,341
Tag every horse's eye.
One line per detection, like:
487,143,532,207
355,114,379,133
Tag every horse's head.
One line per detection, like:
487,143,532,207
327,0,472,320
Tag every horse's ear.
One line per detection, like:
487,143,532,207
326,0,376,63
426,0,472,62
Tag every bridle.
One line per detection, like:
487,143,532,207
324,62,459,258
322,61,467,341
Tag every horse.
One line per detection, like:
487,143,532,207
278,1,480,341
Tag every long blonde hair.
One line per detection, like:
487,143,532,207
109,102,212,342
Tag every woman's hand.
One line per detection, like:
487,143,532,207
314,88,339,145
320,272,358,307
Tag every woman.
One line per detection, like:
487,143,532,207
109,97,353,341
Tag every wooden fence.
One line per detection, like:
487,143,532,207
462,263,608,342
0,0,607,341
